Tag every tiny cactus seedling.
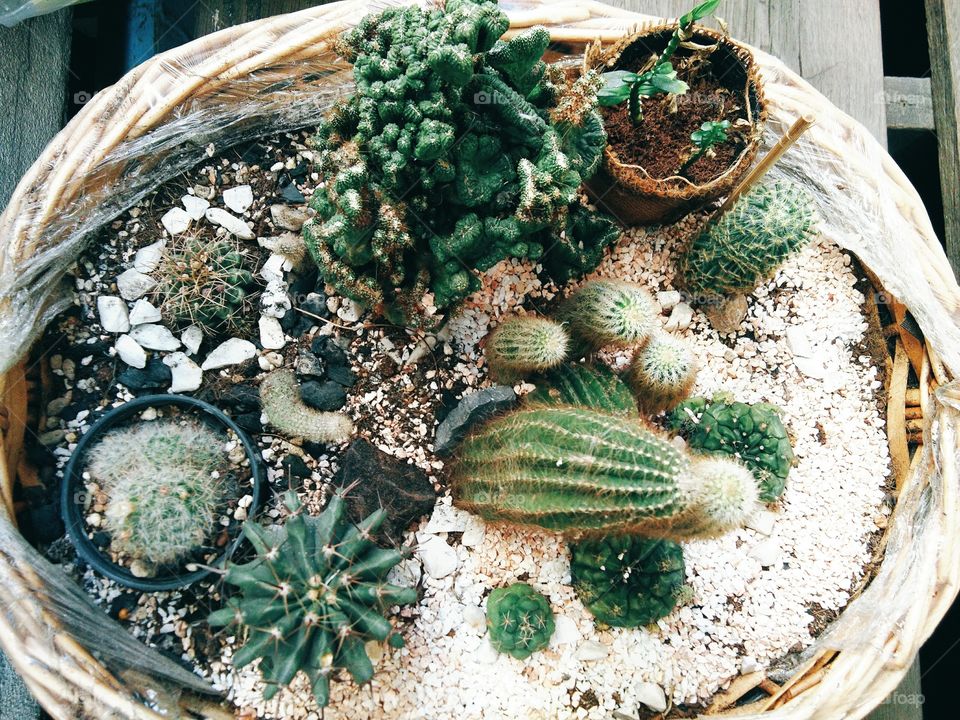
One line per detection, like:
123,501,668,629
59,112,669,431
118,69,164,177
670,396,793,501
570,536,687,627
486,583,555,659
208,491,417,705
260,370,354,444
625,333,699,414
555,280,658,354
678,120,731,175
525,363,638,417
485,316,570,382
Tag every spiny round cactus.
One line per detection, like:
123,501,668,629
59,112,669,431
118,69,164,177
670,396,794,502
681,181,819,297
525,362,638,417
485,316,570,382
153,234,256,333
208,491,417,706
260,370,354,444
570,536,687,627
625,333,699,415
555,280,658,354
486,583,555,659
451,406,755,539
87,419,230,569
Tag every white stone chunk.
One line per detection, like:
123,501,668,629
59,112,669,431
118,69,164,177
664,301,694,332
635,682,667,712
424,501,470,534
133,240,164,273
205,208,255,239
129,324,181,351
260,253,287,284
201,338,257,370
181,194,210,220
794,354,827,379
576,640,609,662
97,295,129,333
115,334,146,368
116,268,156,301
128,299,161,325
260,279,291,318
785,326,813,357
747,510,777,536
417,534,459,579
550,615,580,647
462,605,486,630
656,290,682,312
258,316,286,350
164,352,203,392
222,185,254,214
750,538,780,568
337,298,364,323
161,207,191,235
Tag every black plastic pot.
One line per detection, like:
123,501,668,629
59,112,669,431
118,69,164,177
61,394,264,592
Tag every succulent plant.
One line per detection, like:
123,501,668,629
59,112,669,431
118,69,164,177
525,362,638,417
208,491,417,705
303,0,619,326
485,316,570,382
153,234,256,333
451,406,757,539
680,181,819,298
625,333,698,414
486,583,555,659
670,396,793,502
87,419,231,569
554,280,658,354
570,536,687,627
260,370,354,444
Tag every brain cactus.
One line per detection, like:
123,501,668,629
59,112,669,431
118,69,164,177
485,316,570,382
680,181,819,297
486,583,555,659
303,0,619,326
570,536,687,627
670,396,794,502
525,362,638,417
625,333,699,414
208,491,417,706
555,280,658,354
451,405,757,539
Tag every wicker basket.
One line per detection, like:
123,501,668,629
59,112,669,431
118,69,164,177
1,1,959,719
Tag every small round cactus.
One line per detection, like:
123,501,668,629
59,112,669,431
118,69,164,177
485,316,570,382
555,279,658,353
570,536,687,627
260,370,354,444
486,583,555,659
625,333,699,414
525,362,638,417
679,457,759,536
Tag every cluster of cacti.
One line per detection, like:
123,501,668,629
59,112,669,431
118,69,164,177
526,363,638,417
208,491,417,705
625,333,699,415
451,406,757,539
485,316,570,382
260,370,354,444
569,536,688,627
87,420,230,569
486,582,555,659
303,0,619,326
680,181,819,298
153,234,256,333
670,395,793,502
555,280,658,354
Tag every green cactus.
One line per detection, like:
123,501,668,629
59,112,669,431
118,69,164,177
260,370,354,444
670,396,793,502
486,583,555,659
570,536,687,627
625,333,699,414
554,280,658,354
153,234,256,333
87,420,231,570
303,0,619,327
525,363,638,417
208,491,417,705
681,181,819,297
485,316,570,382
451,406,757,539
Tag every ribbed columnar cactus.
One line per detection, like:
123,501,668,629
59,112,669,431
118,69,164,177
625,333,699,414
303,0,619,326
260,370,354,444
681,181,819,297
525,363,638,417
486,583,555,659
570,536,688,627
485,316,570,382
555,280,658,354
208,491,417,705
670,396,793,502
451,406,757,539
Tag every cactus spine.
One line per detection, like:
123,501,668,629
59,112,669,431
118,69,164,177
485,316,570,382
625,333,699,414
555,280,658,354
486,583,555,659
260,370,354,444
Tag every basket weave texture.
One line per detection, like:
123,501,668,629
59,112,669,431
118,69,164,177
1,1,960,719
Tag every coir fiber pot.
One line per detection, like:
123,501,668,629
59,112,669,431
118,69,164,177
61,394,264,593
585,24,767,226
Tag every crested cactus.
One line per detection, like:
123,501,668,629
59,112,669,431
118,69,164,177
680,181,819,297
208,491,417,705
303,0,618,326
555,280,658,354
486,583,555,659
670,396,793,502
570,536,687,627
525,362,638,417
451,406,757,539
260,370,354,444
625,333,698,414
485,316,570,382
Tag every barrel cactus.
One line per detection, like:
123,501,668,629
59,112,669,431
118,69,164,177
555,280,658,354
625,333,698,414
451,406,757,539
485,316,570,382
486,582,555,659
526,362,638,417
208,491,417,705
570,536,688,627
670,396,794,502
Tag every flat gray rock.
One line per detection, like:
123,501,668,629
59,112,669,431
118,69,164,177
434,385,517,457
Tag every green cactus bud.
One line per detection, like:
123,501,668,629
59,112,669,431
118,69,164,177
670,396,794,502
681,181,819,297
555,280,658,354
485,316,570,382
260,370,354,444
625,333,699,415
208,491,417,705
486,583,555,659
451,406,755,539
525,362,638,417
570,536,686,627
